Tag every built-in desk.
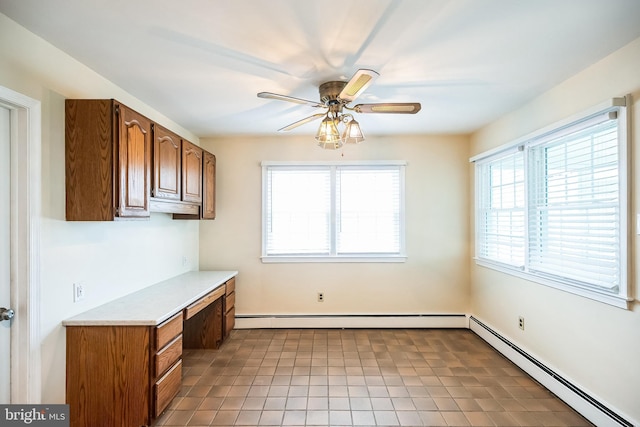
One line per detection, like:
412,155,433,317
63,270,238,427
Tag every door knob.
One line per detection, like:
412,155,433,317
0,307,14,321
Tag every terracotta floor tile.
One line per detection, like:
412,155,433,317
174,329,592,426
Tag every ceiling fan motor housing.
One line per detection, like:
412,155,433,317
319,81,347,112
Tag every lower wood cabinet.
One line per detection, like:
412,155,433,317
66,313,183,427
65,277,236,427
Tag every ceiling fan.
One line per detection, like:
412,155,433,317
257,69,421,149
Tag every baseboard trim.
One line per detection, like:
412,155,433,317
469,316,634,427
235,313,468,329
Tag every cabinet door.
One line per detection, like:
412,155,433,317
66,326,151,427
202,151,216,219
152,125,181,200
182,140,203,203
116,104,151,217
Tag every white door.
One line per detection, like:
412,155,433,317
0,105,11,403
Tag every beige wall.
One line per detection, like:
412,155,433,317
0,13,201,403
199,134,470,316
470,37,640,423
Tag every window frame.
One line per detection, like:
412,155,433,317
261,160,407,263
471,96,631,309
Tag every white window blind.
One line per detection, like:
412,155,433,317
263,162,406,261
336,167,402,255
265,167,331,255
476,150,525,267
528,118,620,290
472,97,629,308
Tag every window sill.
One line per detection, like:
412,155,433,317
262,255,407,263
474,258,631,309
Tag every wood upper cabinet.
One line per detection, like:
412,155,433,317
66,99,151,220
202,151,216,219
182,140,203,203
66,98,215,221
152,124,181,200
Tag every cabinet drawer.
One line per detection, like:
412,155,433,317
225,292,235,313
184,286,225,320
225,306,235,336
156,313,183,350
225,277,235,295
154,359,182,417
155,334,182,378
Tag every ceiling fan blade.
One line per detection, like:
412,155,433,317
338,69,380,103
354,103,422,114
258,92,325,108
278,113,327,131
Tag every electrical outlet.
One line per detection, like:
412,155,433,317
182,256,188,268
74,282,85,302
518,316,525,330
317,292,324,302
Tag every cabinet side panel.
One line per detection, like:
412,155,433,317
65,99,114,221
66,326,151,427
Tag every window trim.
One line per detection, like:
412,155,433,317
471,96,632,309
261,160,407,263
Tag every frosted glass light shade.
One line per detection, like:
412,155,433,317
316,117,343,149
342,118,365,144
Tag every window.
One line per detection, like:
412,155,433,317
473,97,630,308
262,161,406,262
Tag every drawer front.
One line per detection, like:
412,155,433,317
225,291,235,313
225,277,235,295
154,359,182,417
156,312,183,350
225,306,235,336
155,334,182,378
184,286,225,320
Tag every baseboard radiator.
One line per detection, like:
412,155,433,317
235,313,468,329
469,316,634,427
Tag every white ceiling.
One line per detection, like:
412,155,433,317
2,0,640,137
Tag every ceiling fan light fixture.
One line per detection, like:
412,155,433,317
316,115,343,149
342,117,365,144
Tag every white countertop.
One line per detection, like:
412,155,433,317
62,270,238,326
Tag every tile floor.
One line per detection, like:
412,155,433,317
156,328,592,426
